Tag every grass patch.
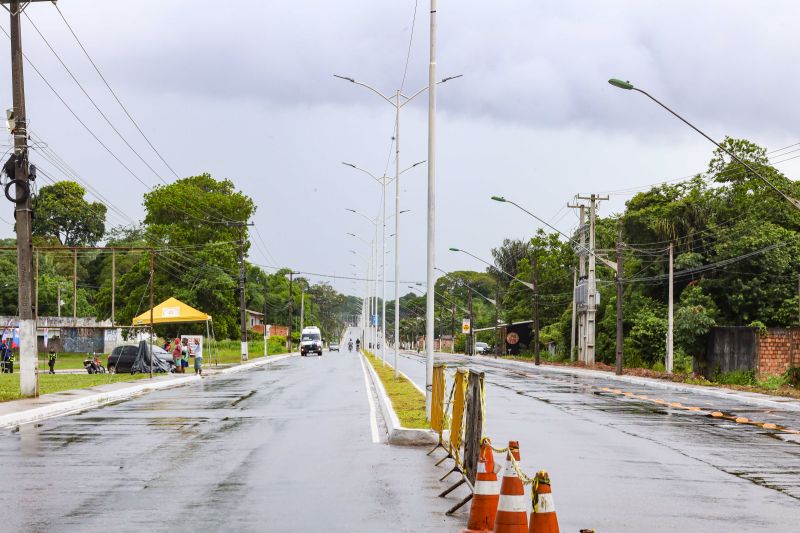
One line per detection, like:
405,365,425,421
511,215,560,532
211,339,288,364
0,373,151,403
363,350,429,430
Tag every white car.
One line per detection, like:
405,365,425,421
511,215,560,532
300,326,323,356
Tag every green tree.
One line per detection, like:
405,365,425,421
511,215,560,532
32,181,107,246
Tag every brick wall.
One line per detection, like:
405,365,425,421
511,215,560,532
757,328,800,377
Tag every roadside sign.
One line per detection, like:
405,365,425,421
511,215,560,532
506,332,519,345
462,319,471,334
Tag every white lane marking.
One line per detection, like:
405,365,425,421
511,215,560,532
358,351,380,443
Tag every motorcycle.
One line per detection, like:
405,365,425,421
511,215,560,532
84,357,106,374
348,341,353,352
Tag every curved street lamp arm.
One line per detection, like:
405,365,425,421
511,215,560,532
630,86,800,210
342,162,385,184
451,248,535,291
334,74,394,105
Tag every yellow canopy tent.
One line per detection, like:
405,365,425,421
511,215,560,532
132,297,217,365
132,297,211,325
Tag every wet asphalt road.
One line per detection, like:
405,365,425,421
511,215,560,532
395,350,800,532
0,329,461,533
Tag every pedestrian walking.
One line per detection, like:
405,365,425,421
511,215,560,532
0,340,9,373
48,349,57,374
172,338,183,373
192,338,203,375
181,341,189,373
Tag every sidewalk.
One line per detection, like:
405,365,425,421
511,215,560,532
443,352,800,412
0,353,297,429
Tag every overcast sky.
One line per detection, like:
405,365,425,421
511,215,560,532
2,1,799,298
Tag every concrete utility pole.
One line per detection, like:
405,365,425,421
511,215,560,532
264,285,269,358
576,194,608,365
568,202,587,362
667,242,674,373
495,286,501,357
531,253,540,366
616,222,624,375
238,225,248,361
6,0,46,397
34,250,37,318
149,251,154,379
57,285,61,317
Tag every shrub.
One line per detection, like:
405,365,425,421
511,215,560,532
784,366,800,388
714,369,756,386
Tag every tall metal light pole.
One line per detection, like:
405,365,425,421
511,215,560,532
343,162,421,374
426,0,438,418
347,208,380,354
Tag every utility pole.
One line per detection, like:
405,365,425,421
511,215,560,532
238,225,248,362
451,299,455,353
568,202,587,362
7,0,45,398
576,194,608,365
667,242,674,373
73,248,77,320
467,290,473,356
615,222,624,375
300,287,305,332
111,248,116,326
34,250,37,318
264,281,269,357
495,286,501,357
287,272,294,353
570,267,577,362
532,253,540,366
57,285,61,317
149,251,154,379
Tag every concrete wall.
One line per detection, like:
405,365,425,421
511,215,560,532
0,316,120,354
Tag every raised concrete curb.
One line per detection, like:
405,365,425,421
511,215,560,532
362,352,437,446
460,354,800,413
0,353,300,429
0,374,201,429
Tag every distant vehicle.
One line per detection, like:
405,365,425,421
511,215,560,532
474,342,491,355
329,342,340,352
108,344,174,373
300,326,323,356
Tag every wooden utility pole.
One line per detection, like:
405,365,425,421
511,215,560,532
531,253,540,366
8,0,49,398
615,222,624,375
72,248,77,320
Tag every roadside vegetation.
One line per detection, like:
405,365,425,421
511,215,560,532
363,350,428,429
0,373,150,403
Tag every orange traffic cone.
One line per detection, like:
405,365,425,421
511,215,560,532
528,471,559,533
493,441,528,533
463,438,500,532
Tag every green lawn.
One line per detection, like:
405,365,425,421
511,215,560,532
0,373,151,402
364,350,429,429
211,338,288,365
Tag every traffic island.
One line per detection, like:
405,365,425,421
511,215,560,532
362,350,436,445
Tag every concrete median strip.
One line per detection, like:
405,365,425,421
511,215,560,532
0,353,298,430
361,352,437,446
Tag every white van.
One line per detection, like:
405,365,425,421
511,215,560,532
300,326,323,356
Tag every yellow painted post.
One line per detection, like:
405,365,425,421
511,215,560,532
449,368,468,464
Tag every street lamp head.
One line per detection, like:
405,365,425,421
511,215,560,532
449,247,461,252
347,232,356,237
349,250,357,254
440,74,464,83
345,208,356,213
490,196,507,203
341,162,356,168
400,209,411,214
333,74,355,83
608,78,635,90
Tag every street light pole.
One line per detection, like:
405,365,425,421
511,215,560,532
425,0,438,420
608,78,800,211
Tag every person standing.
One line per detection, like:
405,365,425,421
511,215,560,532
193,339,203,375
0,340,8,373
48,349,57,374
172,338,183,373
181,341,189,373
